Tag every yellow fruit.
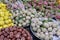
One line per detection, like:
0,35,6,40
4,12,9,16
11,23,14,26
1,8,6,10
0,27,2,29
3,25,8,28
0,3,14,29
8,19,12,23
4,16,9,20
5,20,9,24
0,13,4,17
0,3,6,8
0,12,3,14
0,9,2,11
9,13,12,16
8,24,11,27
0,21,4,25
0,17,4,21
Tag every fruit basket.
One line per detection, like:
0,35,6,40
0,26,32,40
30,17,60,40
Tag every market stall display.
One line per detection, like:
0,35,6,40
0,0,60,40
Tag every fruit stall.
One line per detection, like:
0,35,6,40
0,0,60,40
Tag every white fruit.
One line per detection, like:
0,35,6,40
23,10,27,13
37,25,40,28
44,23,49,28
27,12,31,16
48,27,52,32
26,16,31,20
26,20,30,23
31,15,35,18
22,22,26,26
33,27,37,31
36,33,40,37
38,21,43,25
20,11,23,14
19,20,23,23
23,14,26,16
45,32,49,36
42,28,47,32
37,29,41,33
52,23,57,28
53,28,57,31
49,35,53,39
52,30,56,34
48,22,53,26
18,24,22,26
20,16,22,17
49,32,53,35
31,23,35,27
40,33,45,39
45,36,49,40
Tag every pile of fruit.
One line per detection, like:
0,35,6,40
31,17,60,40
27,0,60,19
11,8,45,27
0,26,32,40
0,3,14,29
